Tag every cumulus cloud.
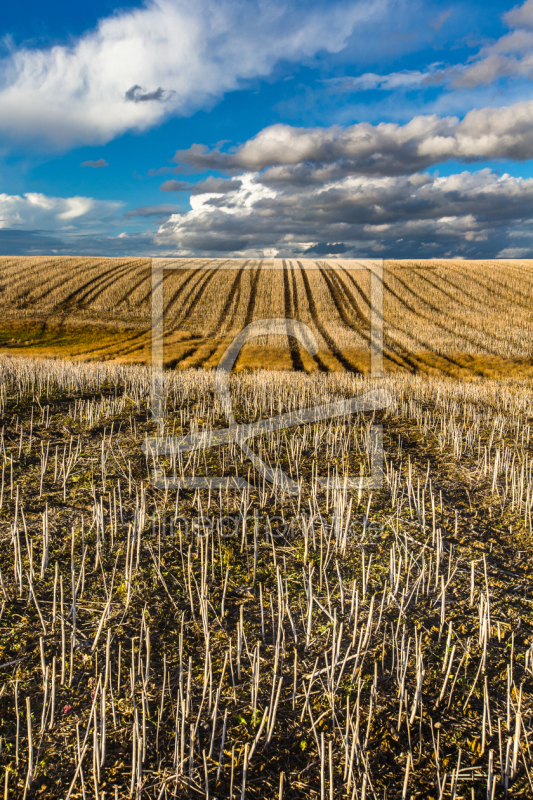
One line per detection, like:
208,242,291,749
155,167,533,258
0,192,122,230
173,98,533,179
81,159,108,168
0,0,384,149
4,169,533,258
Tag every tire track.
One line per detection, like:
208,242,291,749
71,331,148,361
184,344,221,370
435,262,533,315
312,265,366,373
69,260,147,308
14,258,118,312
298,263,352,372
319,266,368,339
207,262,249,338
162,265,209,320
176,265,224,329
340,268,425,373
243,265,262,328
408,267,531,349
1,257,88,303
388,270,502,354
283,262,306,371
382,274,492,369
108,266,153,312
54,260,142,312
166,348,197,369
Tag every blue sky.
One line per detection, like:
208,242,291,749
2,0,533,257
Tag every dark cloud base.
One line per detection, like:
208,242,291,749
1,227,531,260
304,242,349,255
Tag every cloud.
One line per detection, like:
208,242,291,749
159,180,191,192
155,166,533,258
303,242,349,255
173,97,533,178
430,9,452,32
0,191,122,230
497,246,532,257
325,65,442,93
124,204,178,218
346,0,533,93
190,177,242,194
4,165,533,258
504,0,533,30
0,0,384,149
124,85,170,103
81,159,109,168
315,0,533,97
452,29,533,88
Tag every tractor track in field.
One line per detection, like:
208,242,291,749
163,269,205,322
176,268,222,329
381,277,483,373
318,266,368,337
207,263,249,339
0,256,92,301
4,258,120,313
67,260,147,308
44,260,146,322
447,260,533,311
340,268,427,373
111,267,153,315
427,263,533,317
388,268,509,346
323,265,419,373
298,263,351,372
282,262,306,372
243,265,262,328
385,271,497,355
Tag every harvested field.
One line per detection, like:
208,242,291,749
0,356,533,797
1,257,533,376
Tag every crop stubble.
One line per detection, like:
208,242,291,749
2,258,533,377
0,358,532,797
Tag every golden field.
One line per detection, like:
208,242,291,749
1,256,532,376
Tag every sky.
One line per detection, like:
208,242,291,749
2,0,533,258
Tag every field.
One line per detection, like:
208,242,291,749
0,258,533,799
1,257,533,377
0,355,533,798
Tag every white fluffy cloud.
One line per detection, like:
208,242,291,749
0,192,122,230
155,167,533,257
0,0,383,149
172,96,533,178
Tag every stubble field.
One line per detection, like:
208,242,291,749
0,259,532,799
1,257,533,378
